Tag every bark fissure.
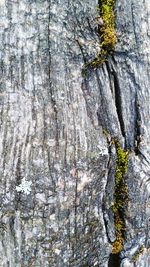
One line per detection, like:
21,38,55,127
112,70,126,139
111,140,128,262
108,253,120,267
134,95,142,155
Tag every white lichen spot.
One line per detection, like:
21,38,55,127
49,214,55,221
97,145,108,156
16,178,32,195
55,248,61,255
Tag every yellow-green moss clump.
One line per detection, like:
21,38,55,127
89,0,117,67
132,246,145,262
99,0,117,51
112,140,128,254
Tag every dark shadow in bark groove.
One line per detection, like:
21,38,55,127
112,69,125,139
105,61,126,143
134,95,142,155
108,253,121,267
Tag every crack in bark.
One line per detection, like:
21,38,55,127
134,94,142,155
113,73,125,138
108,64,126,140
108,253,121,267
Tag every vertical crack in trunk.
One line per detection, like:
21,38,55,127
111,140,128,266
134,94,142,155
103,136,128,266
113,72,126,139
106,62,126,140
100,61,128,266
108,253,121,267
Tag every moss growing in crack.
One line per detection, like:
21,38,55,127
86,0,117,68
112,139,128,254
98,0,117,50
132,245,145,262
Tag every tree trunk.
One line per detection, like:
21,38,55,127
0,0,149,266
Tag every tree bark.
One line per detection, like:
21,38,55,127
0,0,149,266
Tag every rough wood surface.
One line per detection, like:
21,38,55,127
0,0,149,266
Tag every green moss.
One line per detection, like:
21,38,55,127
132,246,145,262
102,129,109,135
86,0,117,68
112,139,128,254
99,0,116,47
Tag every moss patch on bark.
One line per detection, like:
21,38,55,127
112,140,128,254
87,0,117,68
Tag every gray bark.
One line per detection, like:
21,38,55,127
0,0,149,266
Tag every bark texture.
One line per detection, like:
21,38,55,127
0,0,149,266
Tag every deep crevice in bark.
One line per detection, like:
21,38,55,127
113,72,125,139
134,95,142,155
108,253,121,267
103,137,128,266
102,140,122,266
105,62,126,140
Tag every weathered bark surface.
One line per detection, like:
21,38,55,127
0,0,149,266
